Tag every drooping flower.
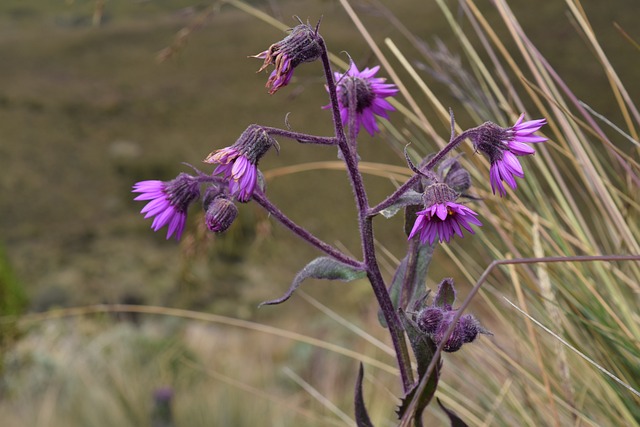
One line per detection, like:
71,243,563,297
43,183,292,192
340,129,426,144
203,188,238,233
205,125,275,202
474,114,547,196
408,183,481,245
252,23,323,94
132,173,200,240
324,62,399,137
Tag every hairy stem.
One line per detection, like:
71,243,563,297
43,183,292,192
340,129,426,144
319,37,414,392
261,126,338,145
253,192,362,269
368,127,481,216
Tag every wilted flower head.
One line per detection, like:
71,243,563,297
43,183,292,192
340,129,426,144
205,125,275,202
324,62,399,136
408,183,481,245
253,22,323,94
416,278,489,352
473,114,547,196
132,173,200,240
203,188,238,233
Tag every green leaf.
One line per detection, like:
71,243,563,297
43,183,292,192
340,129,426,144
406,242,435,311
354,363,375,427
379,190,423,219
259,257,366,306
378,241,434,328
433,278,456,307
378,254,408,328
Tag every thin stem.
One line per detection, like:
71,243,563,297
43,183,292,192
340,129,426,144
261,126,338,145
253,191,362,269
319,37,414,392
368,127,481,216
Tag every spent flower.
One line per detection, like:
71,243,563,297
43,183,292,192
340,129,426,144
408,183,481,245
253,22,323,94
205,125,276,202
132,173,200,240
325,62,398,136
474,114,547,196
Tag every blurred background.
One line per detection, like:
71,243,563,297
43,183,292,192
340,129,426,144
0,0,638,426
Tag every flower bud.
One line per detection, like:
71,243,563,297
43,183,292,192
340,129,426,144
416,307,444,335
438,158,471,194
414,278,490,353
204,194,238,233
433,312,484,352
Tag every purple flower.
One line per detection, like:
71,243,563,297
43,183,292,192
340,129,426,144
325,62,399,137
474,114,547,196
204,125,275,202
408,183,482,245
409,201,482,245
207,147,257,202
253,23,323,94
132,173,200,240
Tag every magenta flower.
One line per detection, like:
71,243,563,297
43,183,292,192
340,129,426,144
204,125,275,202
207,147,257,202
132,173,200,240
409,201,482,245
474,114,547,196
408,183,482,245
253,23,323,94
325,62,399,137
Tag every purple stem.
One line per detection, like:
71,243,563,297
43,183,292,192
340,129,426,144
368,127,481,216
252,191,363,269
318,37,414,392
261,126,338,145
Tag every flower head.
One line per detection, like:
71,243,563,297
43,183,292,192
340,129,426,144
416,278,490,352
203,188,238,233
408,183,481,245
324,62,398,137
205,125,275,202
252,23,323,94
132,173,200,240
474,114,547,196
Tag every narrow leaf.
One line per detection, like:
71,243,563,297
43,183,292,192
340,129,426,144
354,363,375,427
406,242,435,310
437,398,469,427
378,254,408,328
378,241,434,328
260,257,366,306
